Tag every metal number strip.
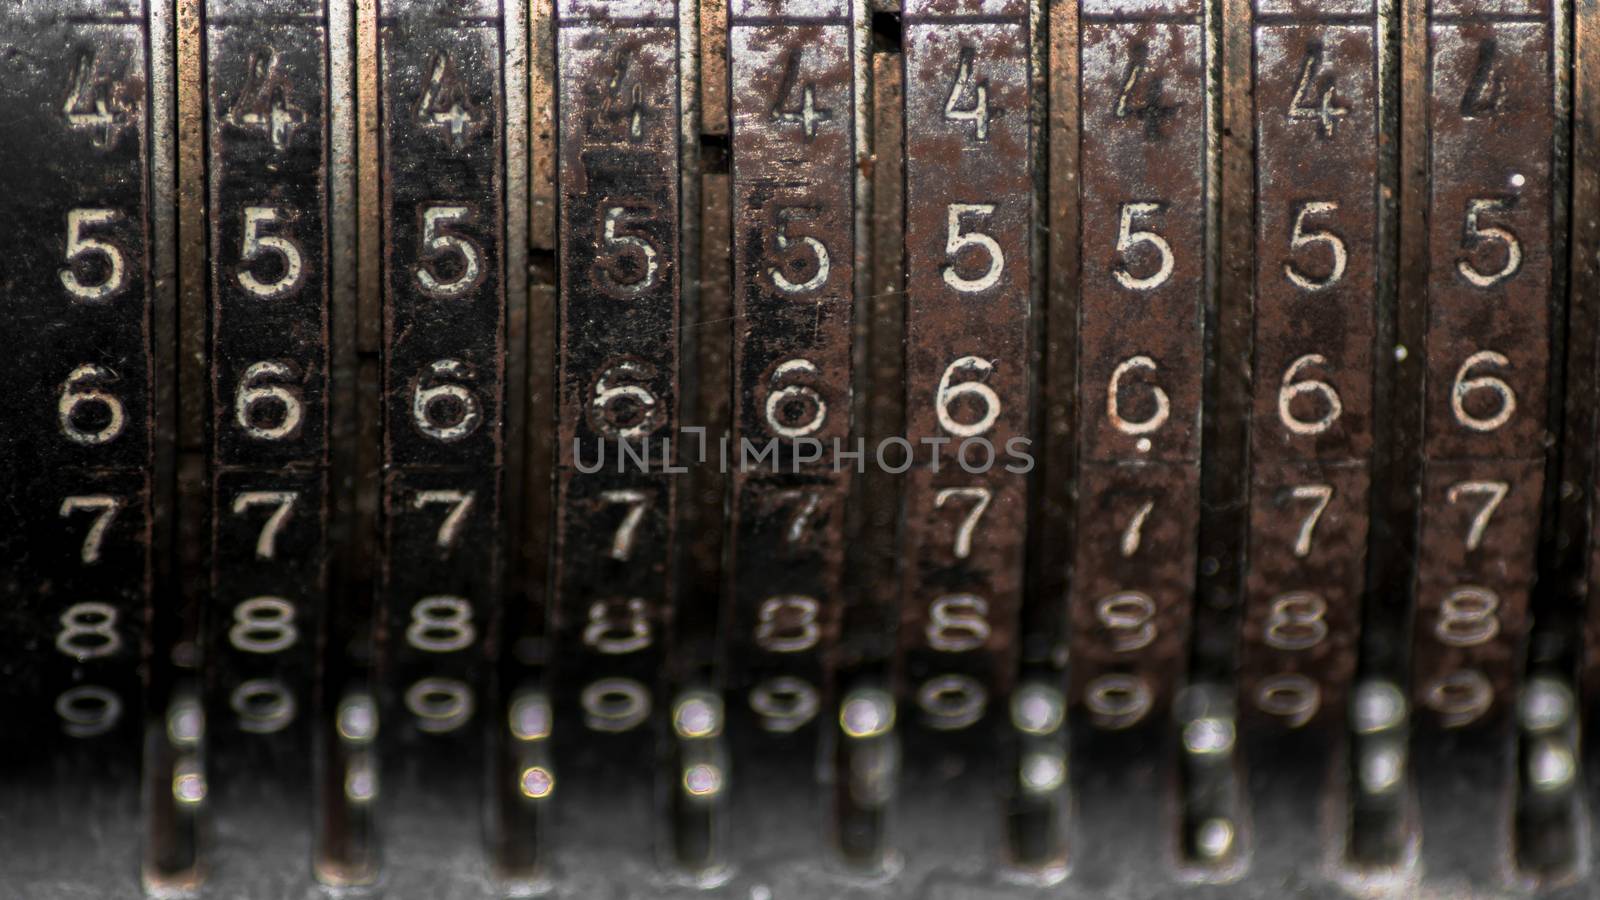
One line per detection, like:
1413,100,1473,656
1239,2,1379,733
0,0,154,887
1070,0,1207,736
725,0,853,780
1231,0,1391,885
899,0,1032,740
202,1,330,884
1410,0,1554,738
1405,0,1561,883
893,0,1033,879
378,0,506,891
1065,0,1212,878
553,0,681,870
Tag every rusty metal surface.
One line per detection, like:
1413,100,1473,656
843,48,904,678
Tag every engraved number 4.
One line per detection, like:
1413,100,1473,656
1288,43,1348,138
772,49,833,139
944,47,994,141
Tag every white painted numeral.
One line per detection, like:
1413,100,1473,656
235,360,305,441
61,208,127,301
1113,202,1174,291
64,51,126,144
749,677,820,733
769,207,830,295
406,595,476,653
755,595,821,652
1435,586,1500,647
1264,591,1328,650
590,360,662,440
231,490,298,559
598,489,648,561
237,206,305,299
413,358,483,442
581,678,650,733
229,596,299,654
584,598,653,654
765,358,827,438
406,677,474,733
58,364,126,446
770,490,822,545
772,49,833,138
597,205,660,296
57,685,122,737
936,356,1001,438
416,204,484,299
59,495,121,564
1424,669,1492,727
57,602,121,659
1287,45,1348,136
1284,201,1347,291
1457,198,1521,288
1288,484,1333,558
1107,355,1170,438
1446,480,1508,552
412,489,474,550
1255,674,1320,727
232,678,296,733
934,486,991,560
942,47,990,140
1096,591,1156,652
1277,354,1342,436
1084,673,1152,729
926,594,990,652
943,203,1004,293
1120,500,1154,557
917,674,987,730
